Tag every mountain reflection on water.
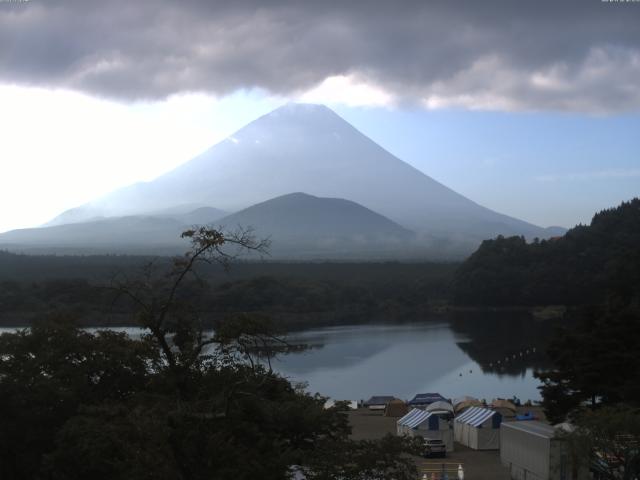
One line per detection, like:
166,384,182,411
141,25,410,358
272,313,560,403
449,310,554,376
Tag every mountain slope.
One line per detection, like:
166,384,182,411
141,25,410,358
47,103,554,251
0,216,190,254
216,192,414,257
156,206,227,226
0,194,419,258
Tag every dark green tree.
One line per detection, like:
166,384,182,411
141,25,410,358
0,316,158,479
560,406,640,480
536,302,640,423
453,198,640,307
0,227,420,480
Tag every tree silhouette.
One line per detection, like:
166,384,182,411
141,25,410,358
0,226,421,479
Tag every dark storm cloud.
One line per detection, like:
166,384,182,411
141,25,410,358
1,0,640,112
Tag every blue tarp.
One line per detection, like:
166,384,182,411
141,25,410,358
515,412,535,421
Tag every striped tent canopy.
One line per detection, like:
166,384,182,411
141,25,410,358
398,408,453,451
454,407,502,449
455,406,501,427
397,408,434,428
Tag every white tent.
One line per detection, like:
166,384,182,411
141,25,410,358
454,406,502,450
397,408,454,451
426,400,454,415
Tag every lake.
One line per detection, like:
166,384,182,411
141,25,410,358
271,314,555,403
0,312,556,403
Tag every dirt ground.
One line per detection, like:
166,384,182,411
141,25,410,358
348,408,513,480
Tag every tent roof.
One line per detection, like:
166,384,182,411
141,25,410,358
453,399,483,413
491,399,517,412
408,392,447,405
426,400,454,413
364,396,396,406
501,421,557,439
397,408,434,428
455,406,499,427
453,395,479,407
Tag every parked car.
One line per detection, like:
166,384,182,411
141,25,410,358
423,439,446,458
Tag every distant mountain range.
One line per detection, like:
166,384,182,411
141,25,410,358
0,216,190,255
0,103,566,259
0,193,417,258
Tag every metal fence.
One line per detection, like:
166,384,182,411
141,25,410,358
418,461,464,479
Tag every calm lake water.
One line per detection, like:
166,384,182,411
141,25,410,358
0,313,555,403
271,318,549,403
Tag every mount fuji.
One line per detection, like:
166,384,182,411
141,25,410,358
1,103,562,258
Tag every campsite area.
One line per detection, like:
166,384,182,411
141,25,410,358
349,408,510,479
348,404,548,480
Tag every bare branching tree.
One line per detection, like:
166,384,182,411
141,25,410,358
110,226,270,381
213,312,306,372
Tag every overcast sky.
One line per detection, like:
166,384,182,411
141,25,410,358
1,0,639,232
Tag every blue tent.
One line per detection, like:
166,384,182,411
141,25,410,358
454,407,502,450
397,408,454,451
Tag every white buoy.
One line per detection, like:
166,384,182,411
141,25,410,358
458,464,464,480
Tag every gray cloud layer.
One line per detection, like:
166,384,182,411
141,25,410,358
2,0,640,112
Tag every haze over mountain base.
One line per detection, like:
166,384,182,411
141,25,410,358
0,104,565,259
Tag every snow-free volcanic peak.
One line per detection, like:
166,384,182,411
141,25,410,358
39,103,557,256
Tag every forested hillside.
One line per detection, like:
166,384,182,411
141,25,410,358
453,198,640,306
0,254,455,328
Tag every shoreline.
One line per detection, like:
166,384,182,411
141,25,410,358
0,303,569,330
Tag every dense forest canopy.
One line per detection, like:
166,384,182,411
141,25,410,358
0,256,455,328
453,198,640,307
